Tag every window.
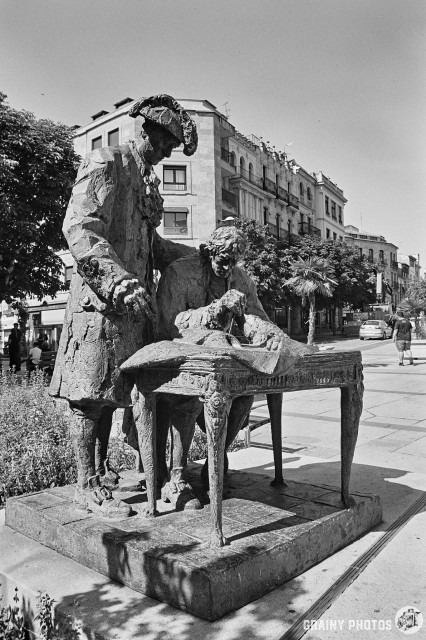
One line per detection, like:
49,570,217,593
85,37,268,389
248,162,253,180
64,265,73,290
359,247,363,257
91,136,102,150
326,228,331,239
230,152,236,167
338,205,342,223
331,201,336,219
163,166,187,191
379,250,384,263
369,249,373,261
339,235,343,241
108,128,119,146
299,182,304,197
163,209,188,235
325,196,330,215
333,232,337,240
307,187,312,201
240,157,245,174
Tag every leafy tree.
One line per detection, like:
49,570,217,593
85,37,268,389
280,236,376,310
285,256,336,344
0,92,79,304
406,277,426,311
235,220,376,320
235,218,288,317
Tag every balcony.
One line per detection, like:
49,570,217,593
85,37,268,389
287,194,299,210
267,222,279,237
230,167,263,190
220,147,233,164
391,260,398,269
276,185,289,202
222,188,238,210
263,176,277,195
279,229,299,244
298,221,321,238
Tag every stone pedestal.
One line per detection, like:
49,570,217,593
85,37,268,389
5,466,382,621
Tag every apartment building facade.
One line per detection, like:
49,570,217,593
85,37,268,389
344,225,422,310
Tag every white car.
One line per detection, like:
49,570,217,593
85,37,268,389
359,320,393,340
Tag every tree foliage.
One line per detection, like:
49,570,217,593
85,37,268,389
285,256,335,344
405,277,426,311
235,218,287,316
0,92,79,303
236,219,376,313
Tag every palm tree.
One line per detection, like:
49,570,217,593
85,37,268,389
285,256,336,345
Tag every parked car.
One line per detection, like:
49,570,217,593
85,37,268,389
359,320,393,340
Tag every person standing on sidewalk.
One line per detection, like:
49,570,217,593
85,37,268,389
393,311,414,366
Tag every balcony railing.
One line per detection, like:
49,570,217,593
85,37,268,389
391,260,398,269
222,188,238,209
288,194,299,209
267,222,279,237
279,229,299,244
231,167,263,189
298,221,321,238
276,186,289,202
263,177,277,195
221,148,235,166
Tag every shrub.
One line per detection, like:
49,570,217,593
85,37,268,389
0,372,247,506
0,371,76,505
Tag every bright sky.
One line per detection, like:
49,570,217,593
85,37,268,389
1,0,425,264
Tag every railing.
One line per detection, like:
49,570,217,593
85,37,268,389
276,186,289,202
279,229,299,244
221,148,234,166
298,222,321,238
163,226,188,235
231,167,263,189
288,194,299,209
222,188,238,209
391,260,398,269
263,177,277,195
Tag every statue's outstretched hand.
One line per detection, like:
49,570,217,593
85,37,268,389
113,279,154,320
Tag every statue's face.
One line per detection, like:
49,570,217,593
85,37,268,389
142,123,180,165
210,249,237,278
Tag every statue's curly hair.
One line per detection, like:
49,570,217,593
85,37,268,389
200,226,248,261
129,94,198,156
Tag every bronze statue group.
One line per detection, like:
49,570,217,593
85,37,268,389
50,95,312,517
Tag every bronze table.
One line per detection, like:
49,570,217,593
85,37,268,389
121,347,363,548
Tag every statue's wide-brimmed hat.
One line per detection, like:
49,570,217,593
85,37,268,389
129,94,198,157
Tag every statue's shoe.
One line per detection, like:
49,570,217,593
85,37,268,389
161,479,202,511
74,480,132,518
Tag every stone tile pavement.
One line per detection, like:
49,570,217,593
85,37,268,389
1,337,425,638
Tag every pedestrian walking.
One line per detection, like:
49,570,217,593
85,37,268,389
8,323,22,372
393,311,414,366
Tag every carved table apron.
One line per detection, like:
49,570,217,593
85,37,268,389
129,350,364,548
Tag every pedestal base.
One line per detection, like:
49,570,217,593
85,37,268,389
5,466,382,621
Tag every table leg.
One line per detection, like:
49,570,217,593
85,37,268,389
267,393,284,487
340,380,363,507
133,390,157,517
204,388,232,548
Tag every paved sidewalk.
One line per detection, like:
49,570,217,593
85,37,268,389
238,336,426,638
1,337,425,639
